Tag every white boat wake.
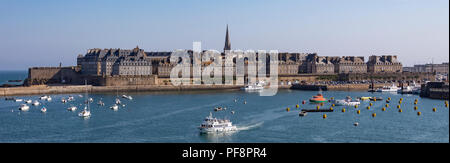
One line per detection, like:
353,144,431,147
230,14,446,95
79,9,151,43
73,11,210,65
237,122,264,131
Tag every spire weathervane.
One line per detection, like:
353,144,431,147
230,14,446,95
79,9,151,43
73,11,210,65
224,25,231,52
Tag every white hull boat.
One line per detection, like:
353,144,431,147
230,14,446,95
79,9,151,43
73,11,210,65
376,84,400,92
199,112,237,134
19,104,30,111
32,101,40,106
78,107,91,117
68,106,77,111
110,104,119,111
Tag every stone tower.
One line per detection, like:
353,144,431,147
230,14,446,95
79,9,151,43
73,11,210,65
224,25,231,52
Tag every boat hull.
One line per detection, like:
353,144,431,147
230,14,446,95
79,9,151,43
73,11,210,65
199,126,237,134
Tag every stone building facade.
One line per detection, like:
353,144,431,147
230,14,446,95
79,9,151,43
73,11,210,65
367,55,402,73
334,56,367,73
403,62,448,75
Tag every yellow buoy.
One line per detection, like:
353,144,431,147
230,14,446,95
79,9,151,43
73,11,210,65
296,104,299,108
323,114,327,119
286,108,290,112
342,108,346,113
330,107,334,111
369,103,373,106
400,98,403,101
399,109,403,113
399,101,402,104
388,97,391,100
446,104,449,108
357,110,361,114
372,113,376,117
414,106,418,110
433,108,437,112
414,102,418,105
332,104,335,107
417,112,422,116
386,104,389,107
367,106,371,110
397,105,401,109
320,103,324,106
355,105,359,109
382,107,386,111
331,97,334,100
316,105,320,110
374,98,377,102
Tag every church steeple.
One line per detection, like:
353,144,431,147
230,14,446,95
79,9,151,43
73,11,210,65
224,25,231,52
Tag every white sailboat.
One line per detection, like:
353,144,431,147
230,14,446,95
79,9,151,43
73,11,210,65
78,81,91,118
110,104,119,111
25,99,32,104
32,100,40,106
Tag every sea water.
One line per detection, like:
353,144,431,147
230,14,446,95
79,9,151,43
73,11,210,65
0,89,448,143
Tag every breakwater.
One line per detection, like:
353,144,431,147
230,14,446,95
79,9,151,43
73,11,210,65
0,85,243,96
290,84,391,91
420,82,449,100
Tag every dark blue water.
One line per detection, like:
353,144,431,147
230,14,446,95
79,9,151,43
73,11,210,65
0,89,448,143
0,70,27,85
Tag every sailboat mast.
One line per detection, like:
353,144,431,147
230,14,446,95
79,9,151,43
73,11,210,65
85,80,89,111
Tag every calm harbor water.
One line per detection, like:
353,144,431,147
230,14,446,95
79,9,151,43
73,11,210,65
0,89,448,143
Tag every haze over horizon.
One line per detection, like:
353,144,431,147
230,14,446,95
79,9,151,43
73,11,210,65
0,0,448,70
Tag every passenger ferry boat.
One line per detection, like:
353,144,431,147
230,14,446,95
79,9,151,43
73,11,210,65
199,112,237,134
376,84,400,92
241,81,264,91
330,96,360,106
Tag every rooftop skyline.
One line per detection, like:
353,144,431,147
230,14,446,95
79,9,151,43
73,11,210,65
0,0,448,70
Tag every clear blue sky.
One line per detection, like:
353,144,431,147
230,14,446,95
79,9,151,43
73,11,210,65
0,0,448,70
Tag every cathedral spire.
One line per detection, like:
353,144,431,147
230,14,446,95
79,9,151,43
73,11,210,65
224,25,231,52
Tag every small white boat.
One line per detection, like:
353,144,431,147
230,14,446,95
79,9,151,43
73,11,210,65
122,95,133,100
68,96,75,101
46,96,52,101
40,95,49,100
299,111,308,117
214,107,224,112
354,122,359,127
110,104,119,111
25,100,32,104
32,101,40,106
88,98,93,102
115,98,121,105
330,96,360,106
15,99,23,102
67,106,77,111
231,111,235,115
61,98,67,103
19,104,30,111
41,107,47,113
